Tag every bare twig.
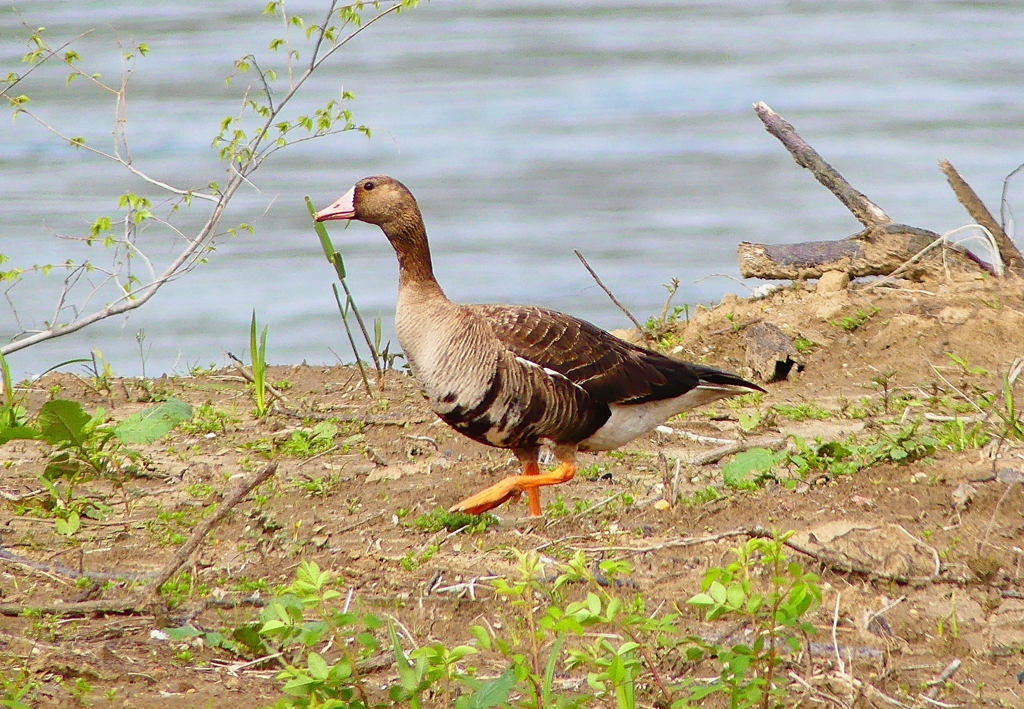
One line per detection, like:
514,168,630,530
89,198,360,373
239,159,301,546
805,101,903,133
754,102,891,228
145,462,279,599
573,250,648,337
690,437,786,466
925,658,962,700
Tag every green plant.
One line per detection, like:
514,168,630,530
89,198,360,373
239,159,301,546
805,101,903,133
307,195,378,397
946,352,988,377
412,508,499,534
2,398,190,520
721,448,787,489
771,403,830,422
993,365,1024,442
831,307,879,332
180,402,239,435
250,310,270,418
932,418,991,451
792,337,817,354
870,369,899,415
685,532,821,709
70,677,93,707
0,668,38,709
159,571,210,609
280,422,339,458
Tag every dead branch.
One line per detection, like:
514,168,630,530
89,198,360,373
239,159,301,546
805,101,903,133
690,437,786,466
940,159,1024,275
0,462,279,617
144,462,278,599
574,249,650,339
739,103,985,281
754,102,890,228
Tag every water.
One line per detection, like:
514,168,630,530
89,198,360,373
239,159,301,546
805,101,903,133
2,1,1023,381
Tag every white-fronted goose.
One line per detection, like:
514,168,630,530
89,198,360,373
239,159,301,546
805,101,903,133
316,176,764,517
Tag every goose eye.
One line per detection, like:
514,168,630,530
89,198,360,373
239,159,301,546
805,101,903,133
363,181,375,191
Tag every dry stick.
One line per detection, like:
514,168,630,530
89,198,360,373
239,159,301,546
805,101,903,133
145,462,279,599
229,362,291,406
572,525,975,587
0,463,279,617
573,249,650,339
940,159,1024,274
754,102,891,228
690,437,786,466
924,659,962,700
332,284,373,398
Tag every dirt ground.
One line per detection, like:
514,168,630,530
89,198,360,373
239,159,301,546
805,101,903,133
1,272,1023,708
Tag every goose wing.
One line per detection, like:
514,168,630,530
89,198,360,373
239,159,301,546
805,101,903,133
467,304,755,405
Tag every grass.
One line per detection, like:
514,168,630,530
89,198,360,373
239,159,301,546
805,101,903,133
831,306,880,332
412,508,499,533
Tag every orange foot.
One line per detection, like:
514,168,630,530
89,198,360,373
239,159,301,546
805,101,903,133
450,461,576,517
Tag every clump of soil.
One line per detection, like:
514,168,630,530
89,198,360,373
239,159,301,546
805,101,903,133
1,272,1023,708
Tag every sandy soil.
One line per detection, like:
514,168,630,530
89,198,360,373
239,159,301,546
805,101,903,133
1,272,1023,708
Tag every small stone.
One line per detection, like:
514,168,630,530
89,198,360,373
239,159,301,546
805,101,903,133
653,499,671,511
997,467,1024,484
817,270,850,293
951,482,977,511
938,306,973,325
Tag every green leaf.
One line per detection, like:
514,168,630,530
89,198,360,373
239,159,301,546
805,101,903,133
307,652,328,680
461,667,516,709
0,425,42,445
721,447,778,488
112,399,193,443
165,625,203,641
38,399,91,446
54,511,80,537
305,195,339,265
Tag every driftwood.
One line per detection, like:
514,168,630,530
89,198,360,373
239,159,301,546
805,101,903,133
739,102,1018,281
940,159,1024,275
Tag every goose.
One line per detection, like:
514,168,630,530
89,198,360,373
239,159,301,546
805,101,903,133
315,176,764,517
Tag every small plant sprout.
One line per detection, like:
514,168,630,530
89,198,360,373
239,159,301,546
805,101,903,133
250,310,270,418
307,195,380,397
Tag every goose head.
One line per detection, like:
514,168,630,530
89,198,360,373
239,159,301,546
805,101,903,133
315,175,436,286
315,175,420,230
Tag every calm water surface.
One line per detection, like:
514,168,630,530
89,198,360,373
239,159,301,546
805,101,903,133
1,1,1023,380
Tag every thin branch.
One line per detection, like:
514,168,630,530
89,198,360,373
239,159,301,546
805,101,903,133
14,107,218,202
754,101,891,228
145,462,278,599
573,249,647,335
0,31,95,99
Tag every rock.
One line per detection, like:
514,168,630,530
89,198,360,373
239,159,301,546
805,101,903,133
997,467,1024,484
751,283,784,300
813,292,850,320
938,306,973,325
951,482,977,511
653,499,671,511
744,321,802,382
817,270,850,293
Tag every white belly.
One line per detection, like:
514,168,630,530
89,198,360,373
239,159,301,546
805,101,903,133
579,385,743,451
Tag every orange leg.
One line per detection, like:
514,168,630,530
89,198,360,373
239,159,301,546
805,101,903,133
522,460,542,518
451,446,577,517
